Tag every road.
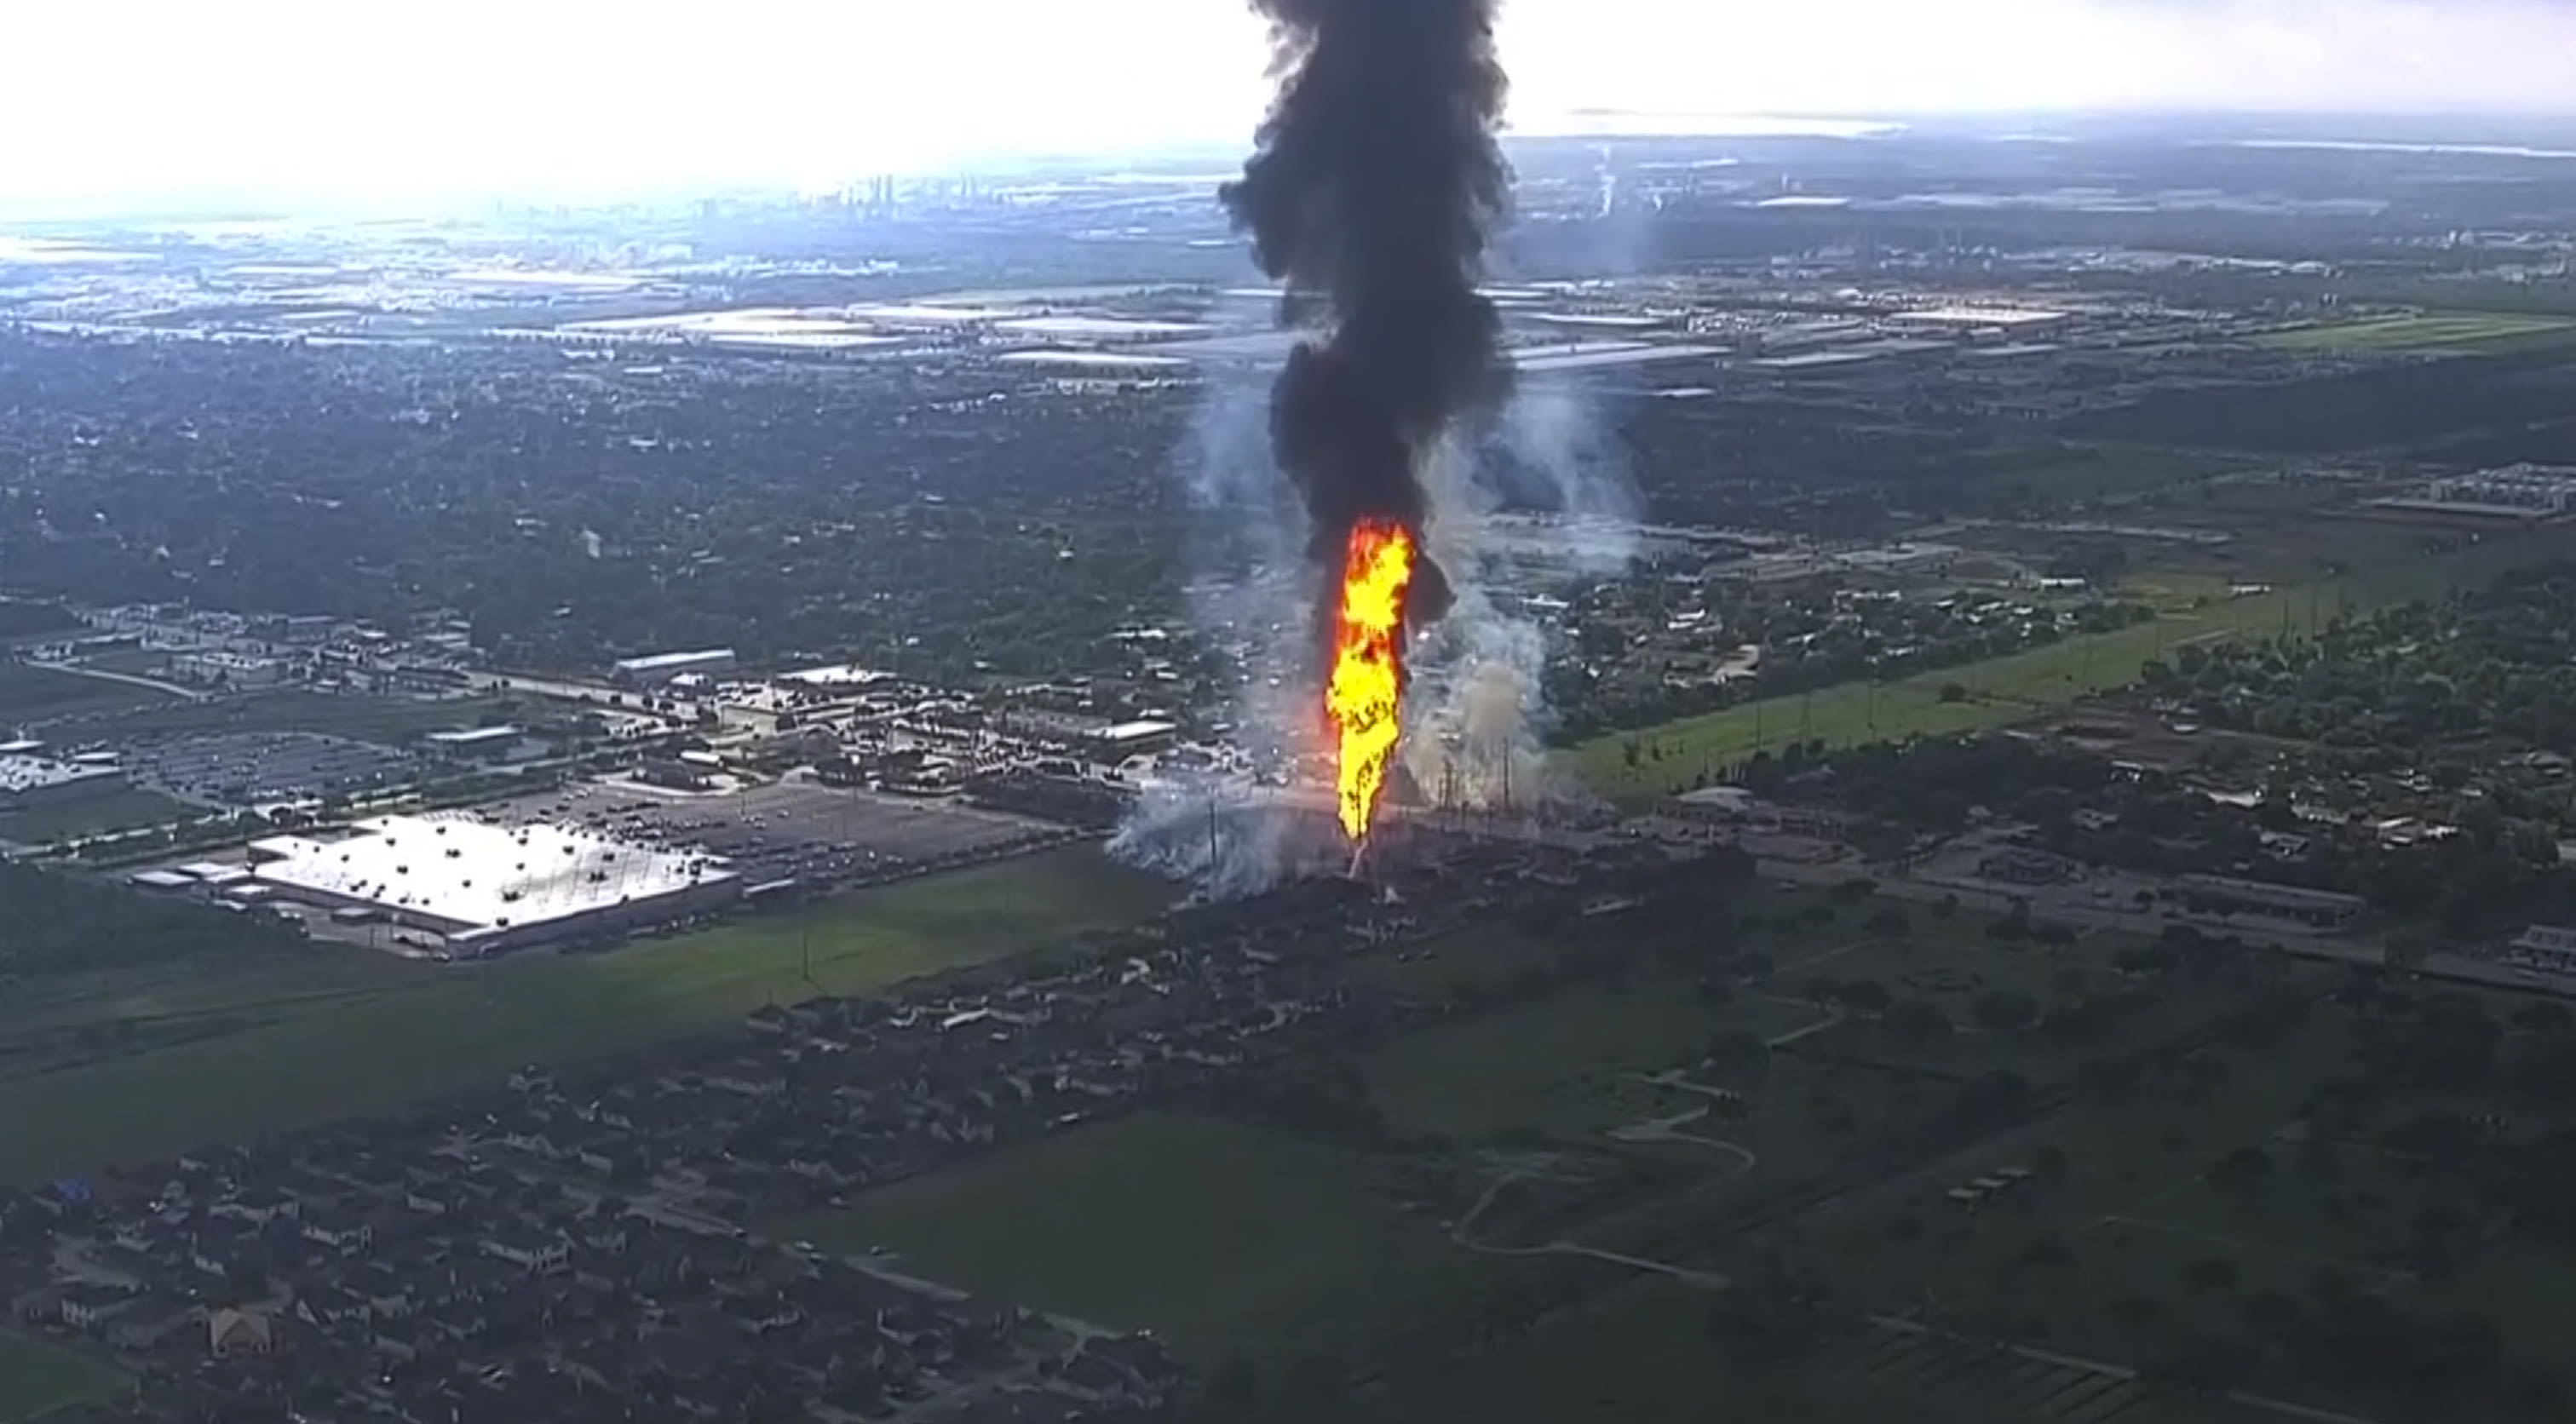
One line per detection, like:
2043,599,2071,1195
28,660,206,706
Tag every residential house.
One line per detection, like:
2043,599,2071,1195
59,1283,135,1329
482,1231,571,1276
209,1306,276,1358
296,1283,371,1330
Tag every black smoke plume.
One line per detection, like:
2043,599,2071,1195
1222,0,1515,642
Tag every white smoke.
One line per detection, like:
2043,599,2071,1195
1109,307,1325,897
1400,375,1640,818
1107,776,1343,900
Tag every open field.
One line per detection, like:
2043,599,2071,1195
0,1330,120,1422
0,663,179,721
1355,1276,2275,1424
776,1113,1509,1365
81,690,504,744
0,788,193,846
2260,311,2576,355
1571,584,2313,801
1363,979,1816,1139
0,846,1171,1183
1968,446,2239,508
1794,990,2576,1419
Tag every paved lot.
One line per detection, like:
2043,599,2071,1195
479,778,1056,886
127,731,421,806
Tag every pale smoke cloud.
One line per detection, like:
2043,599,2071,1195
1396,380,1639,821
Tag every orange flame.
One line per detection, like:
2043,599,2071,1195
1326,519,1417,843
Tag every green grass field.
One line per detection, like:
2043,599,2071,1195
0,788,194,846
1972,447,2235,507
0,663,180,721
86,690,504,743
0,1331,120,1422
1570,585,2314,801
775,1113,1506,1364
1355,1278,1776,1424
2259,311,2576,355
1364,979,1813,1139
0,847,1170,1183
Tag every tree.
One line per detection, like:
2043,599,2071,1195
2515,1001,2573,1036
1972,990,2040,1036
2186,1255,2240,1293
2384,931,2431,973
1882,998,1953,1048
2208,1145,2275,1196
2244,1290,2302,1331
1705,1029,1770,1079
2151,1331,2255,1393
1837,979,1895,1017
2515,1365,2564,1416
2020,1232,2073,1266
1275,1353,1346,1420
2031,1143,2070,1184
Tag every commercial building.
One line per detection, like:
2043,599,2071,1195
1666,786,1849,839
2506,924,2576,973
2174,873,2365,928
244,813,740,956
2370,464,2576,522
174,651,289,687
0,754,126,808
422,726,526,761
1089,720,1179,759
612,648,737,687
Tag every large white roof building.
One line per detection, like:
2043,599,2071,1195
0,753,125,805
248,812,739,954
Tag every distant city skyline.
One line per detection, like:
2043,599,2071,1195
4,0,2574,212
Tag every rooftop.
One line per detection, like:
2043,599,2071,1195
614,648,737,674
0,754,121,795
250,812,735,937
424,726,523,746
1887,306,2072,327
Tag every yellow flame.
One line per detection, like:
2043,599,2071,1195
1327,519,1416,843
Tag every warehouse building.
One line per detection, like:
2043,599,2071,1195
612,648,737,687
422,726,527,761
244,813,740,956
2175,873,2364,928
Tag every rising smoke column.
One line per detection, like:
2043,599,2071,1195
1223,0,1514,842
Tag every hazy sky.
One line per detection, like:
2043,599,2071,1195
4,0,2573,208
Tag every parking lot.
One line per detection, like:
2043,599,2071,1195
126,731,422,807
474,777,1062,887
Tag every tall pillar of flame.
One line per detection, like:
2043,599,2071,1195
1326,519,1417,842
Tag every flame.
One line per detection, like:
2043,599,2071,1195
1326,518,1417,843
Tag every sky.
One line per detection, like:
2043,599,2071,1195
3,0,2573,210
